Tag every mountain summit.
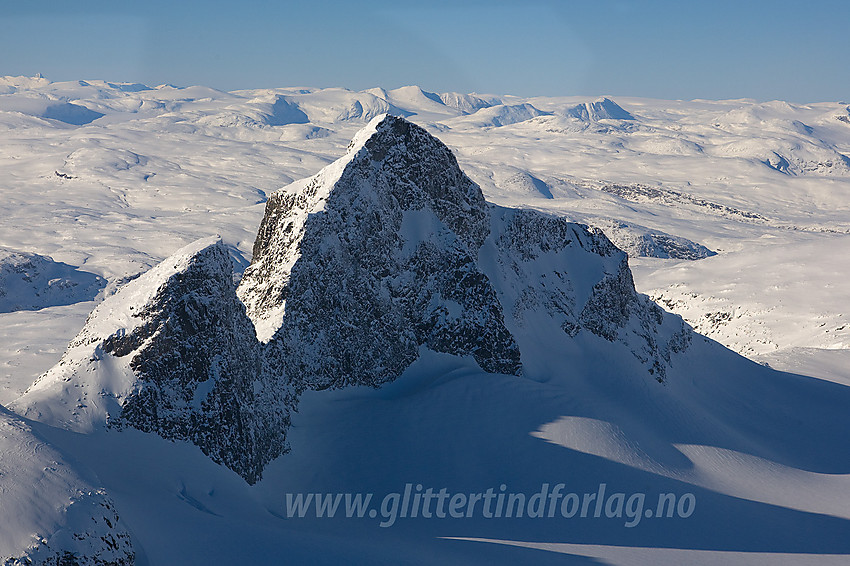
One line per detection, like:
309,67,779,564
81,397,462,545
238,114,689,386
566,97,635,121
237,114,523,389
14,237,293,484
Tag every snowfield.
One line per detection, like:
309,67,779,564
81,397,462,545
0,76,849,565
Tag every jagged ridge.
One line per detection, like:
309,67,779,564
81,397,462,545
239,115,690,387
14,238,293,484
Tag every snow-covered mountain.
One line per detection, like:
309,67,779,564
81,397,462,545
14,116,690,494
565,97,636,121
1,77,849,565
238,115,522,386
0,249,105,313
449,103,550,128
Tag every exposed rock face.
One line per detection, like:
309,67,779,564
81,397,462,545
13,238,293,484
0,408,134,566
577,254,691,381
238,115,521,389
482,207,690,382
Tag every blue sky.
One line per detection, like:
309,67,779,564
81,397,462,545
1,0,847,102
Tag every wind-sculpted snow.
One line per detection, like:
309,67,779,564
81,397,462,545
0,249,106,313
0,96,104,125
0,408,134,566
13,238,294,484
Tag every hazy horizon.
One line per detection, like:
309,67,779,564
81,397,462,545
2,0,848,104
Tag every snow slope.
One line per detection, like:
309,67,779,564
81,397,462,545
0,407,134,565
20,343,850,565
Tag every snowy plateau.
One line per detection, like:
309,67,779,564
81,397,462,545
0,76,849,565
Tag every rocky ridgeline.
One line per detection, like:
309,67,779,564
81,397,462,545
238,115,690,386
104,241,294,485
13,238,294,486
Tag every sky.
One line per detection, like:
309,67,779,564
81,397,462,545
1,0,848,103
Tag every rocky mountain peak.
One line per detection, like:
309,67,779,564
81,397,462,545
13,237,293,484
238,114,521,389
238,114,688,389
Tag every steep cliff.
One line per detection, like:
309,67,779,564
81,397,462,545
13,238,293,484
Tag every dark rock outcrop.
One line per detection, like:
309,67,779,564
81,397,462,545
238,115,522,389
14,238,293,484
